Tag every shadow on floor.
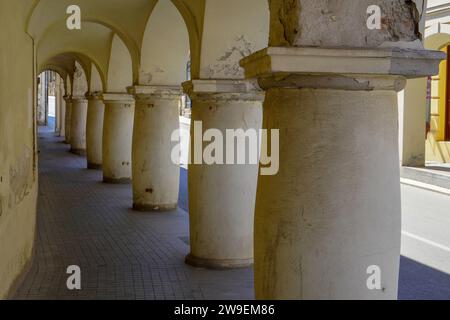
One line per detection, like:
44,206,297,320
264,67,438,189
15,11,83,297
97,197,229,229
178,168,188,213
399,256,450,300
426,166,450,173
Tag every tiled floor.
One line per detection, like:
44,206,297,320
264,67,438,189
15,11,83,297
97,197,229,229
12,129,253,300
12,128,450,300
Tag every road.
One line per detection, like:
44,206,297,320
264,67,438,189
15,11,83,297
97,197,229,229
399,183,450,299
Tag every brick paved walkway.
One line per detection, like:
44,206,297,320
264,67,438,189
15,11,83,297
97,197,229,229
12,129,253,300
11,128,450,300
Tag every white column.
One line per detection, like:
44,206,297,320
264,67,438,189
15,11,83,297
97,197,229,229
60,93,66,138
86,92,105,169
55,80,61,135
241,46,444,299
69,96,88,155
101,93,135,184
183,80,263,269
63,95,72,144
128,86,181,211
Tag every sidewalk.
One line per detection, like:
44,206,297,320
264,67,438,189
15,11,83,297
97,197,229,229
401,164,450,192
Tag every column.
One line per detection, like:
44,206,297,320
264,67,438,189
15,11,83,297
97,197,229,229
63,95,72,144
55,81,61,135
101,93,135,184
183,80,263,269
60,87,66,138
37,73,47,126
128,86,181,211
69,96,88,155
240,51,443,299
86,92,105,170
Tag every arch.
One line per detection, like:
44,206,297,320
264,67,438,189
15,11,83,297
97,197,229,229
36,20,113,85
106,34,133,92
39,64,69,87
66,74,72,96
170,0,203,79
199,0,269,79
39,51,107,93
26,0,159,85
400,22,450,166
425,23,450,50
72,61,89,97
139,0,190,86
90,63,104,93
83,17,140,84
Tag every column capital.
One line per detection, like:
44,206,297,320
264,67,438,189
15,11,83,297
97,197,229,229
182,79,264,102
127,85,182,100
63,95,72,102
71,95,88,102
240,47,445,91
101,93,135,104
85,91,103,100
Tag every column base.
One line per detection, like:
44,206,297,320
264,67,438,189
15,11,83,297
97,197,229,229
185,254,253,270
103,177,131,184
133,203,177,212
70,148,86,156
87,163,102,170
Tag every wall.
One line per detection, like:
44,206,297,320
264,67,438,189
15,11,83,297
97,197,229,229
0,0,38,298
398,2,450,166
140,0,190,86
72,62,88,97
199,0,269,79
399,78,428,166
107,35,133,92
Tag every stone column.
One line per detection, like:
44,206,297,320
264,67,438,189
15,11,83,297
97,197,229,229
69,96,88,155
60,90,66,138
128,86,181,211
240,50,443,299
63,95,72,144
183,80,263,269
55,82,61,135
86,92,105,170
101,93,135,184
37,73,47,126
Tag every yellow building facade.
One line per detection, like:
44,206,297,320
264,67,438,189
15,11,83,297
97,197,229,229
401,0,450,165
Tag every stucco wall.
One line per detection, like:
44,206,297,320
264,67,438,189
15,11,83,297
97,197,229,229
107,35,133,92
0,0,38,298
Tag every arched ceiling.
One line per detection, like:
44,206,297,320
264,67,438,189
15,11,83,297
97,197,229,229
37,21,113,87
40,52,106,94
39,64,69,91
27,0,206,80
39,54,76,81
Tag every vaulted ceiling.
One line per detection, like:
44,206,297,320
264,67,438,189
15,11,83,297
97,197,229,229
27,0,206,88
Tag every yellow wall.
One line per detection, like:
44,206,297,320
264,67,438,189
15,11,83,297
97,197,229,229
435,45,448,142
0,0,38,298
425,44,450,163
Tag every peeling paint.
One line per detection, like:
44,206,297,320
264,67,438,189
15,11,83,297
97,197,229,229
139,67,165,85
8,147,33,209
269,0,421,48
0,196,5,218
202,35,256,79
